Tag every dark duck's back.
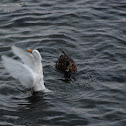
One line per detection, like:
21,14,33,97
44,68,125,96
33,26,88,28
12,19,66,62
56,51,77,73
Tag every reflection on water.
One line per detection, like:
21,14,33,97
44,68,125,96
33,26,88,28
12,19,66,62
0,0,126,126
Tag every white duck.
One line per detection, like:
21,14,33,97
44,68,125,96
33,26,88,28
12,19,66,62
2,45,48,92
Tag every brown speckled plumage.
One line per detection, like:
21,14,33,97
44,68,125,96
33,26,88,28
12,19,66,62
56,51,77,73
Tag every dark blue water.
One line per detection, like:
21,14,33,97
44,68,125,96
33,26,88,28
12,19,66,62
0,0,126,125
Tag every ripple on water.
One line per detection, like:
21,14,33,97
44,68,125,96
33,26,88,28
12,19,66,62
0,0,126,126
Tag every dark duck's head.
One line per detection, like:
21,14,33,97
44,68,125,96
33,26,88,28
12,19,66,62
56,51,77,73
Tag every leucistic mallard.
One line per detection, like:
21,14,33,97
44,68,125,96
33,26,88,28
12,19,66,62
56,51,77,74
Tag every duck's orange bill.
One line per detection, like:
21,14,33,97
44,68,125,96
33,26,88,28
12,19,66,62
28,49,32,53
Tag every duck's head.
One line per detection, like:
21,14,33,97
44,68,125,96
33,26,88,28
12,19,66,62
28,49,42,61
65,61,77,72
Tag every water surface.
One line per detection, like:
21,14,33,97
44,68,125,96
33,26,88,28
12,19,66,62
0,0,126,126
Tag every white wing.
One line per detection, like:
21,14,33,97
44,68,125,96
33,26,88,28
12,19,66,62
2,56,36,88
11,45,35,72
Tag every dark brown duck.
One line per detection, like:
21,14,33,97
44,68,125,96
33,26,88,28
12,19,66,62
56,51,77,73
